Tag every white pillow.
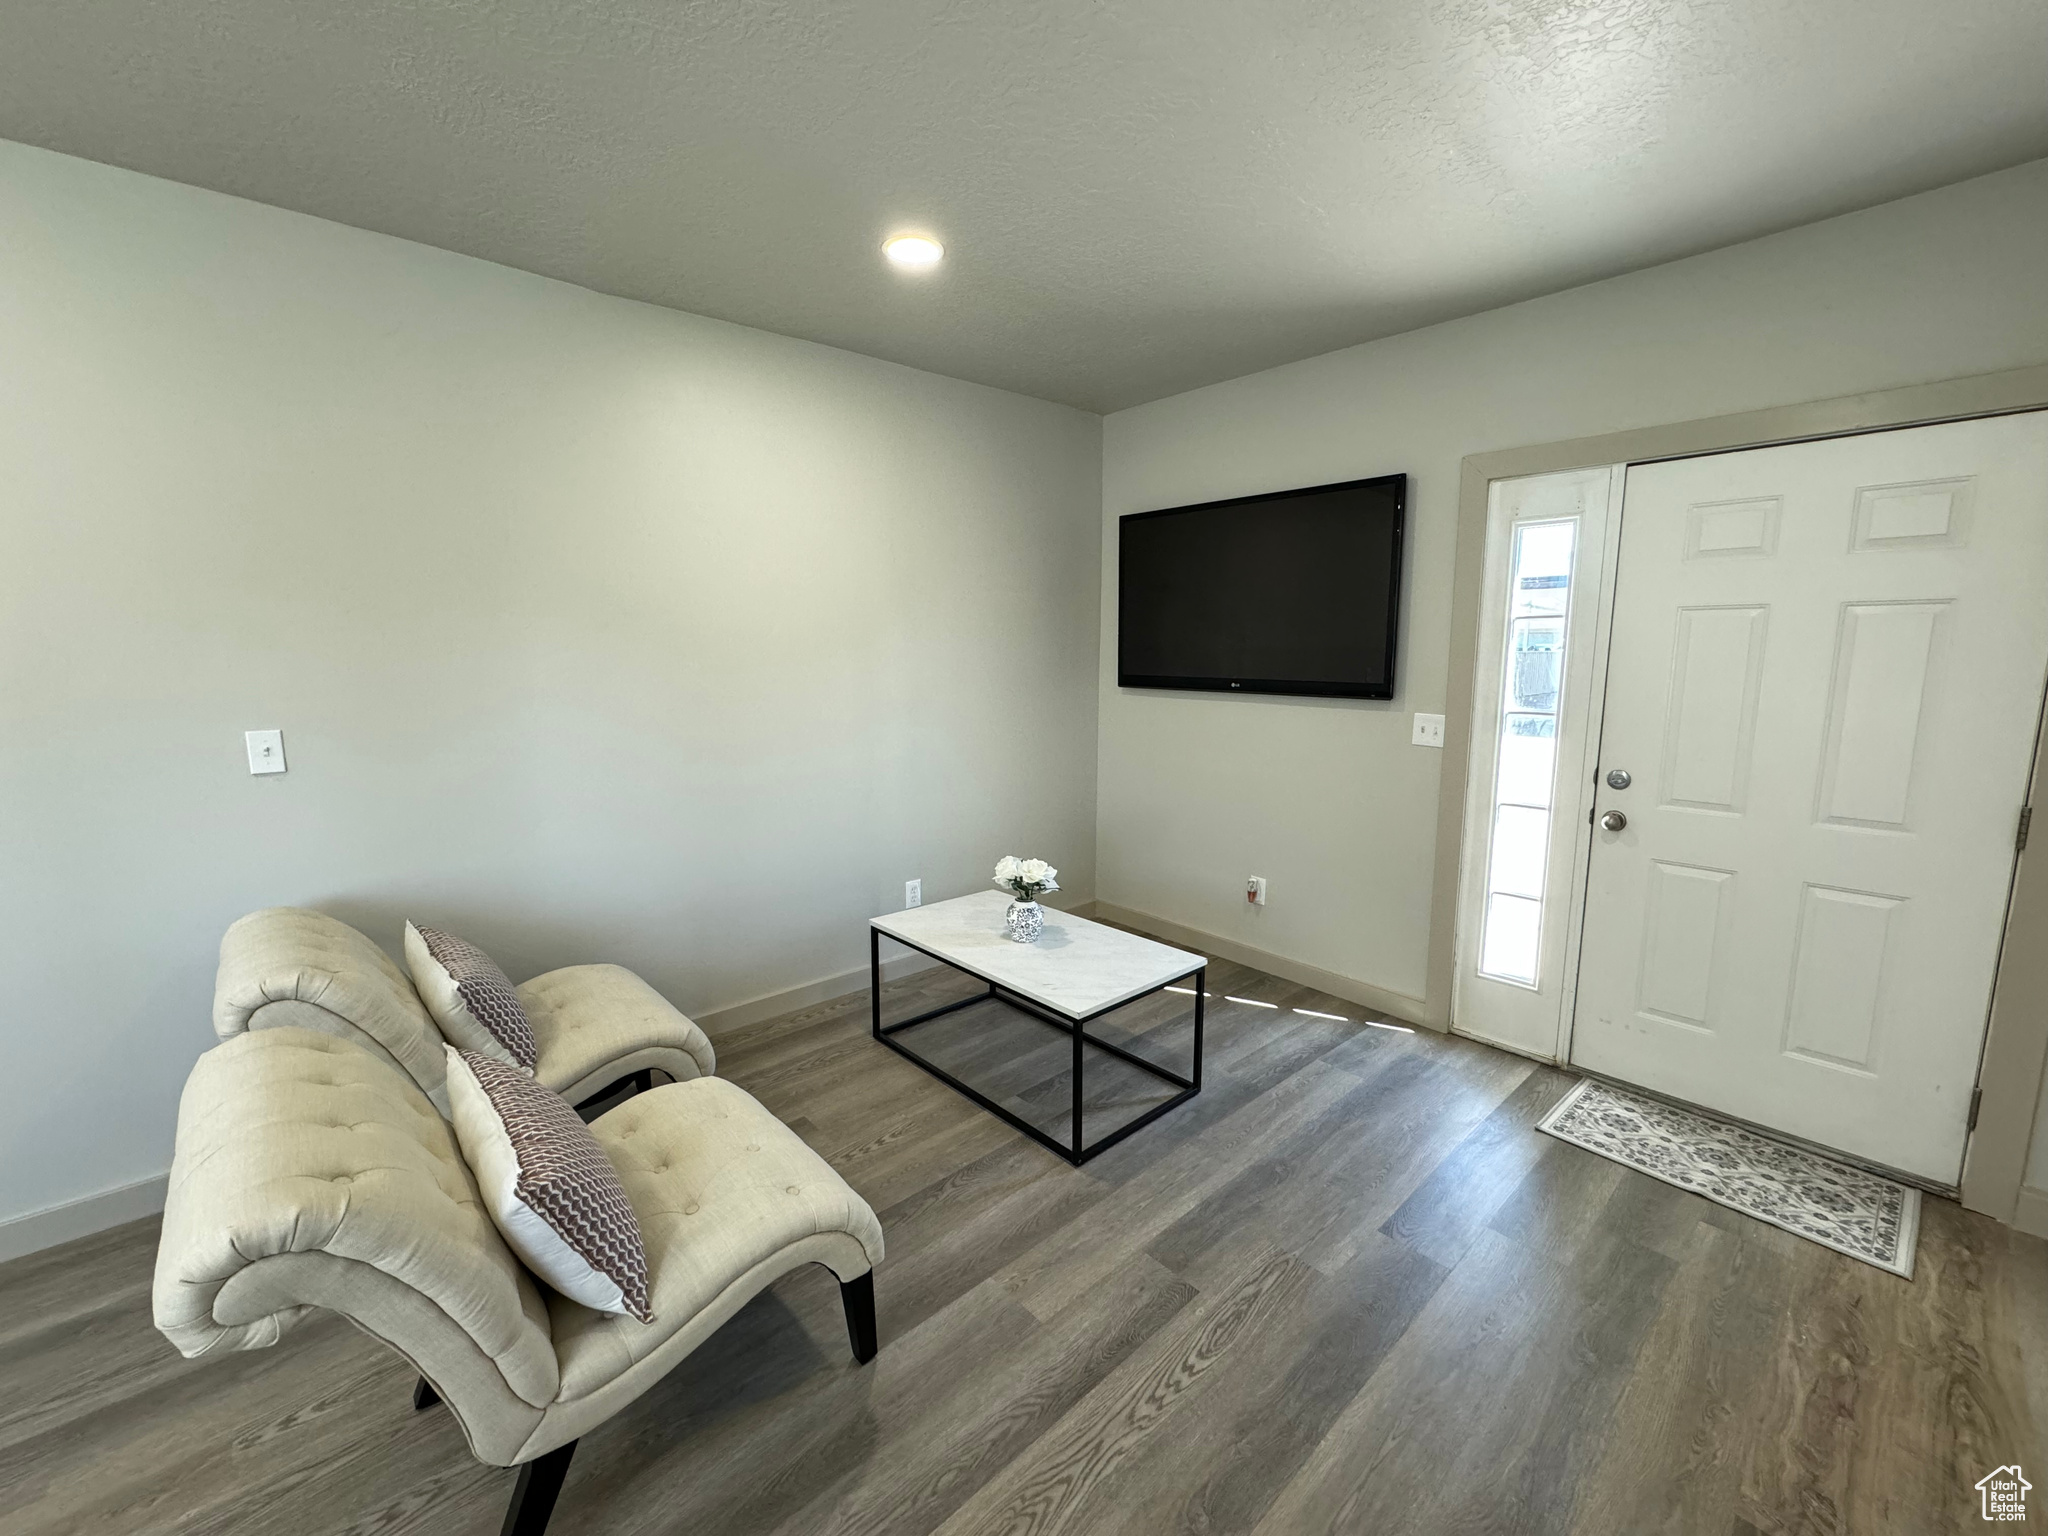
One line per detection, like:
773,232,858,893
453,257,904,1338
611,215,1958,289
444,1046,652,1321
405,921,538,1070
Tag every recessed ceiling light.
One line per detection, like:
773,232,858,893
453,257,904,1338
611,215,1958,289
883,235,944,270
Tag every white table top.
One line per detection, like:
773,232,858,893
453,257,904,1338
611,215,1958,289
871,890,1206,1020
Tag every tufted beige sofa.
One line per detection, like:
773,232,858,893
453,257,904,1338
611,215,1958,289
154,1028,884,1533
213,908,717,1115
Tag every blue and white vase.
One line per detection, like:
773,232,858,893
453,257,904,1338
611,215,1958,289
1005,900,1044,944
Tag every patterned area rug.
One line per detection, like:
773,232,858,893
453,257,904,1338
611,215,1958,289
1537,1079,1920,1278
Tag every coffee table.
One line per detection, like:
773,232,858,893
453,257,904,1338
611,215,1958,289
869,890,1207,1164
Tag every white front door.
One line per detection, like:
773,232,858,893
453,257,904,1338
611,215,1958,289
1571,413,2048,1183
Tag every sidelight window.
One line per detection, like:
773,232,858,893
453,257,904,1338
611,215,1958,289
1478,520,1578,987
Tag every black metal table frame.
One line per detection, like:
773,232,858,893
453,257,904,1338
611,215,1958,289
869,926,1205,1166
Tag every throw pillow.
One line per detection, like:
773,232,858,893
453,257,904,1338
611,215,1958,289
445,1046,653,1321
405,921,539,1071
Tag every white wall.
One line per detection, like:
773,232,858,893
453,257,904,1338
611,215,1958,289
11,135,2048,1243
1097,157,2048,1014
0,141,1101,1234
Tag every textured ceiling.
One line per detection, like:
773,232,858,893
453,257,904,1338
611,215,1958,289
2,1,2045,410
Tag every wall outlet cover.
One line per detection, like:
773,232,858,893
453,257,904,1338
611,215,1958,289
1412,713,1446,749
905,878,921,908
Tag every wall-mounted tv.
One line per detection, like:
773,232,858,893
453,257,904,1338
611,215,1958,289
1118,474,1405,700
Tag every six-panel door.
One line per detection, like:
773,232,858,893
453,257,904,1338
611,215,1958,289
1571,413,2048,1182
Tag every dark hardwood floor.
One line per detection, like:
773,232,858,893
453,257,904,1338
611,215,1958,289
2,946,2043,1535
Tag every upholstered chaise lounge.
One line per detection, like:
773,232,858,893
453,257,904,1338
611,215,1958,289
213,907,717,1114
154,1028,884,1534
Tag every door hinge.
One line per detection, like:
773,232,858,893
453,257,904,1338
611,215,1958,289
1968,1087,1984,1132
2020,805,2033,853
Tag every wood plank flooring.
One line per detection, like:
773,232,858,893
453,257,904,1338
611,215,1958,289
2,946,2043,1535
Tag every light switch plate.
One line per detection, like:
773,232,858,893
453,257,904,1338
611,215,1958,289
1411,713,1446,749
245,729,287,775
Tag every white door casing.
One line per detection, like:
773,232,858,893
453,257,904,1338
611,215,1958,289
1452,467,1620,1061
1572,413,2048,1183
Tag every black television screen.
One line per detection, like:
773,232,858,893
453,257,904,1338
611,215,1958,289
1118,474,1405,699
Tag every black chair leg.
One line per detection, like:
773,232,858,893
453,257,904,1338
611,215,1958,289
501,1440,577,1536
412,1374,440,1411
840,1271,878,1364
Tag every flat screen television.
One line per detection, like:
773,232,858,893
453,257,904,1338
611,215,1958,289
1118,474,1405,699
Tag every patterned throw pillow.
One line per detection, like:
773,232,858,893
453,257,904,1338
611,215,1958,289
404,921,539,1071
445,1046,653,1322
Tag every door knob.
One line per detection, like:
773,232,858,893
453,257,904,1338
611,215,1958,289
1600,810,1628,832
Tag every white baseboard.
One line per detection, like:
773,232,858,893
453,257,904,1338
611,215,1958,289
1088,900,1437,1031
0,1173,170,1265
694,948,939,1038
24,902,1407,1262
2014,1185,2048,1240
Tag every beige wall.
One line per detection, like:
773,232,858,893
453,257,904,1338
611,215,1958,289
2029,1071,2048,1192
1096,157,2048,1024
0,141,1102,1232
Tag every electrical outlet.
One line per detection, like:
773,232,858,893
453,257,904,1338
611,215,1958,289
1411,713,1445,749
245,729,287,775
905,878,921,909
1246,876,1267,906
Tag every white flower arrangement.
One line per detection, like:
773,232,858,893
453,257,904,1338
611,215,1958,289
993,855,1059,904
